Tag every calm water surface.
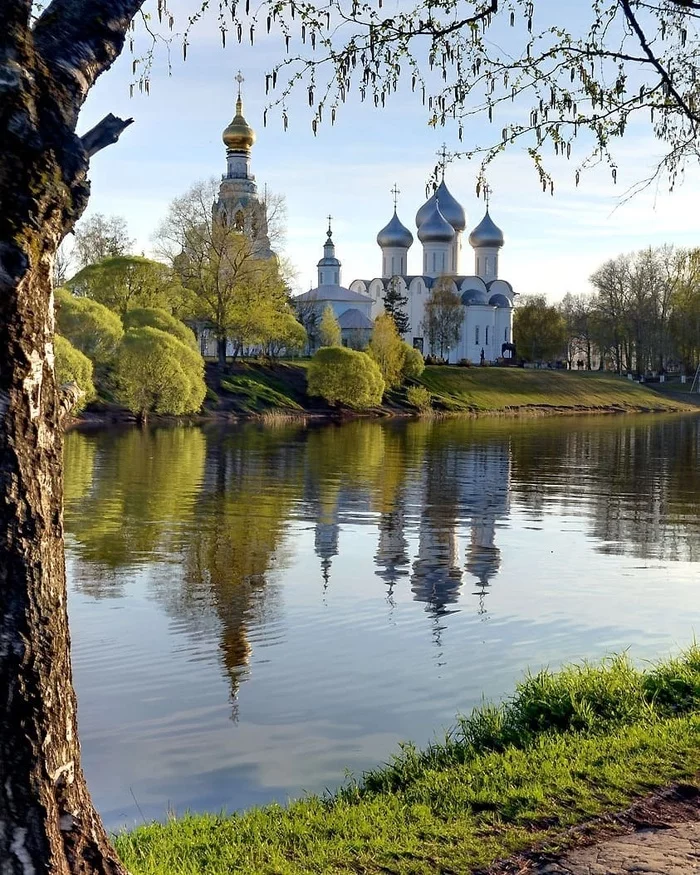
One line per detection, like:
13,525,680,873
63,415,700,829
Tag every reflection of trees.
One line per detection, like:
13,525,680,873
509,416,700,562
64,427,206,596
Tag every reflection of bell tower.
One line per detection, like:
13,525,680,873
214,71,274,260
375,503,409,595
315,487,340,588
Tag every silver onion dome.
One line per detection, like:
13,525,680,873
417,201,456,243
469,210,505,248
377,210,414,249
434,181,466,231
415,192,436,229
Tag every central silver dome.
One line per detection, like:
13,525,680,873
417,201,455,244
434,181,466,231
415,181,466,232
377,210,414,249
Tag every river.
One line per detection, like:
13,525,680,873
63,414,700,829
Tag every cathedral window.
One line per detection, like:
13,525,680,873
432,252,436,273
504,327,509,341
476,257,480,274
234,210,245,232
485,326,489,346
251,215,259,237
475,325,480,345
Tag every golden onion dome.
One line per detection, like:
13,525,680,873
222,96,256,152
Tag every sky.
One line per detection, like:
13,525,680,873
76,1,700,301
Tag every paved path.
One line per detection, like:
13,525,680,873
536,821,700,874
487,784,700,875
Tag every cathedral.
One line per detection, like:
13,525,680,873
349,181,516,363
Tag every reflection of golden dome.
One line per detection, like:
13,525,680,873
222,96,256,152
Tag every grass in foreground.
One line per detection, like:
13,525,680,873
417,367,690,412
116,648,700,874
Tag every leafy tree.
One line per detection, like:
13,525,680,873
54,335,96,412
265,311,308,359
55,287,124,366
6,1,700,870
72,213,133,269
123,307,198,351
402,344,425,380
425,281,463,359
157,179,288,366
115,327,206,421
318,304,342,348
67,255,182,315
369,313,405,388
383,277,410,335
514,295,568,363
307,346,385,408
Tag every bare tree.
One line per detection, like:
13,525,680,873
424,279,463,359
73,213,134,269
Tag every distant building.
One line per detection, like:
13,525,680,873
293,222,374,350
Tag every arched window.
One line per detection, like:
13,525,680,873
485,326,489,346
475,326,480,345
432,252,436,273
234,210,245,232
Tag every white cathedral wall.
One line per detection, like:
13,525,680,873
494,307,513,351
456,305,498,364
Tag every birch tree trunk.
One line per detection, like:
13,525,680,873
0,1,141,870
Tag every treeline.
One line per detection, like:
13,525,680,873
514,245,700,375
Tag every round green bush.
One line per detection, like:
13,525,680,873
115,326,206,418
55,287,123,365
122,307,198,350
406,385,432,412
307,346,385,409
55,334,96,411
402,344,425,380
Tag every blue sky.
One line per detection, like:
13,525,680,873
77,3,700,300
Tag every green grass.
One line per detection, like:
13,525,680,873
416,367,691,413
116,648,700,874
218,374,303,413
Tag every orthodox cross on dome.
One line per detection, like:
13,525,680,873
391,183,400,209
235,70,245,96
437,143,449,180
483,182,492,208
327,214,333,236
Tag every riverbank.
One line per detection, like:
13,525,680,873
78,362,696,426
116,648,700,874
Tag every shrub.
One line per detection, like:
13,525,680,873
307,346,385,409
406,385,432,412
122,307,198,350
369,313,405,388
115,326,206,419
55,287,123,365
402,344,425,379
318,304,342,348
54,335,96,411
457,358,472,367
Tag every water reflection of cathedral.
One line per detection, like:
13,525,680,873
312,437,511,616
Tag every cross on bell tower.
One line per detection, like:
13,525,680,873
235,70,244,96
391,184,400,209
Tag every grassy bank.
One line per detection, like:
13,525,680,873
116,648,700,874
200,361,694,418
